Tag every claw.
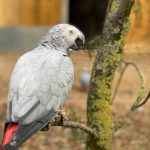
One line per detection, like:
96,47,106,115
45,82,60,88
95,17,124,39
41,123,49,132
58,108,68,121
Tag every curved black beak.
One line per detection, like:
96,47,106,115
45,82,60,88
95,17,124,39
75,37,84,49
69,37,84,51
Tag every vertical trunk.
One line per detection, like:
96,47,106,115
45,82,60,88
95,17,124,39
86,0,134,150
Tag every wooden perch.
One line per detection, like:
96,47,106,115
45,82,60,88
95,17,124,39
48,111,97,137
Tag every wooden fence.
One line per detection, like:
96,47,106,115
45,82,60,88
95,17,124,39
0,0,62,26
127,0,150,45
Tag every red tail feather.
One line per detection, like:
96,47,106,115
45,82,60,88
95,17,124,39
1,123,18,150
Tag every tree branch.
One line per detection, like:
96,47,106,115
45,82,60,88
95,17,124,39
112,61,129,103
114,91,150,131
50,112,97,137
134,91,150,109
122,61,145,111
87,0,134,149
112,60,144,103
114,60,150,131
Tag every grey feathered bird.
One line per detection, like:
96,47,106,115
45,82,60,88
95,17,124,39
1,24,85,150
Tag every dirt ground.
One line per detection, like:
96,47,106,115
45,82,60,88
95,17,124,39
0,50,150,150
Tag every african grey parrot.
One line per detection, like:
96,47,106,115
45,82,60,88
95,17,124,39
1,24,85,150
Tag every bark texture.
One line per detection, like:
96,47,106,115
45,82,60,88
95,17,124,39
86,0,134,150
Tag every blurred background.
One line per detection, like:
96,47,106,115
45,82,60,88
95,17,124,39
0,0,150,150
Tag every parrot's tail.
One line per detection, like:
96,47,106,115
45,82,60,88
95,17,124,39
1,122,19,150
1,112,55,150
1,120,49,150
2,118,52,150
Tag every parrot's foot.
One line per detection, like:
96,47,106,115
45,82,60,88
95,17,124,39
41,123,50,132
40,109,68,130
52,109,68,125
58,109,68,121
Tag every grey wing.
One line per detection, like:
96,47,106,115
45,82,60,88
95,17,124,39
7,54,74,125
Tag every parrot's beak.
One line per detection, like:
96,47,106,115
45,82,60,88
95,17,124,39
70,38,84,50
69,35,85,52
73,37,84,51
75,37,84,48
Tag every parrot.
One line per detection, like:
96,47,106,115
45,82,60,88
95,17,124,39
1,24,85,150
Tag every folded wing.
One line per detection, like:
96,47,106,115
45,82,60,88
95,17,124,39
7,50,74,125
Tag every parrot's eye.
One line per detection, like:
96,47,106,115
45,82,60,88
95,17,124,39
69,30,74,35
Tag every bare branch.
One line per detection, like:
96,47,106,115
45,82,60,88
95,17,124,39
114,91,150,131
133,91,150,109
112,61,129,103
112,60,144,103
114,60,150,131
52,120,97,137
50,112,97,137
122,60,145,111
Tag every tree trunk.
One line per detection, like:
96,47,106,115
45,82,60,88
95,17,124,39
86,0,134,150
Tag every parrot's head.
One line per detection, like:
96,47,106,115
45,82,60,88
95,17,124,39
60,25,85,52
40,24,85,54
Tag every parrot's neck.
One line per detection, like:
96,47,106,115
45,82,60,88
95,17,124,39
38,43,69,56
